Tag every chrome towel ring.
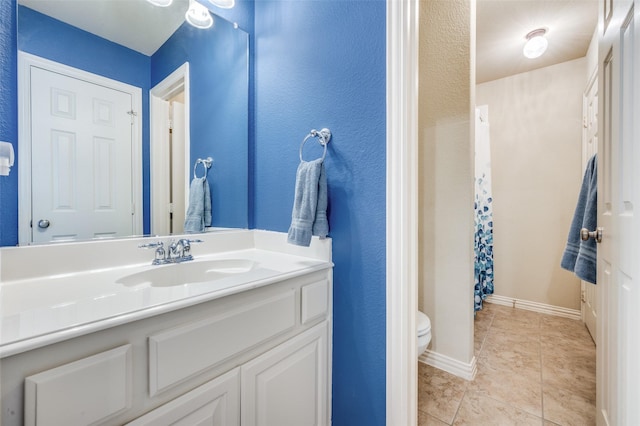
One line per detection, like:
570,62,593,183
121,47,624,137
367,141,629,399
299,128,332,162
194,157,213,178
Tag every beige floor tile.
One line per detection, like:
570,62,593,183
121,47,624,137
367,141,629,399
542,351,595,377
419,308,596,426
482,328,541,356
542,364,595,401
481,302,513,314
540,317,592,344
474,335,486,355
541,339,595,359
494,306,542,323
543,384,596,426
541,348,595,401
418,410,450,426
418,364,468,424
478,343,541,377
475,311,495,330
491,314,541,335
452,391,543,425
468,361,543,417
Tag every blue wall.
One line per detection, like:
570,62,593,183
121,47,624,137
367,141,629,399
253,1,387,423
1,1,388,422
0,0,18,246
151,18,249,228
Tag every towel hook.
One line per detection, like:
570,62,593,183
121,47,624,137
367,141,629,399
194,157,213,179
299,128,331,162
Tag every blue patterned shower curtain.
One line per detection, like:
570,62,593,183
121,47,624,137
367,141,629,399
474,106,494,312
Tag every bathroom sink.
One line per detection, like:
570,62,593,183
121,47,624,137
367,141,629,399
117,259,256,287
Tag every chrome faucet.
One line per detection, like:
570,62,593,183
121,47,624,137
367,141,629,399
139,239,202,265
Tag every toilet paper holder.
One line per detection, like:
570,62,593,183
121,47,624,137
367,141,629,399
0,141,15,176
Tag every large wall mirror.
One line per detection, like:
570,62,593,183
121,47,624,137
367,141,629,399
13,0,249,246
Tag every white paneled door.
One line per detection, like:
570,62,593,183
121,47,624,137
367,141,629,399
582,70,598,342
30,66,134,243
597,0,640,424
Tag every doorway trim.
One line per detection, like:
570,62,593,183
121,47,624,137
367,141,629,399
386,0,419,425
17,51,143,245
149,62,191,235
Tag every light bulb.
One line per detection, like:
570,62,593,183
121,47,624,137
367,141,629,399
146,0,173,7
185,0,213,29
523,29,548,59
208,0,235,9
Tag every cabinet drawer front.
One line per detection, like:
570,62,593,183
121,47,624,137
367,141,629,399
149,290,296,396
301,279,329,325
127,368,240,426
24,344,132,426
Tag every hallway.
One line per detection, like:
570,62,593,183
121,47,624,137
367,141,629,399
418,303,596,425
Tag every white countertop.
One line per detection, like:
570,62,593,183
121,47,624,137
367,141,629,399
0,232,332,358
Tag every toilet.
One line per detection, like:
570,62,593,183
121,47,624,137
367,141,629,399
417,311,432,356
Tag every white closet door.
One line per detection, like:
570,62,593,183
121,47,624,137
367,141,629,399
30,66,133,243
597,0,640,424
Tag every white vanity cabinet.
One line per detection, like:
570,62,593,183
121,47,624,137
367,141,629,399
2,269,332,426
127,368,241,426
241,322,328,426
130,322,328,426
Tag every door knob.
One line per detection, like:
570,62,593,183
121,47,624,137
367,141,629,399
38,219,51,229
580,227,603,243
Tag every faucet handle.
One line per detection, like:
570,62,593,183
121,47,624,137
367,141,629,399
138,241,164,249
177,238,202,261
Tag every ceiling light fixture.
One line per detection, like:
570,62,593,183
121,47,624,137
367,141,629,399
185,0,214,29
208,0,235,9
523,28,548,59
146,0,173,7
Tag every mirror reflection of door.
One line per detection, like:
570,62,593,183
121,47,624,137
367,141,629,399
169,95,186,234
150,62,190,236
22,54,142,244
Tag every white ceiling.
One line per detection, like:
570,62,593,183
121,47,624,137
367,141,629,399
19,0,190,56
477,0,599,83
20,0,599,80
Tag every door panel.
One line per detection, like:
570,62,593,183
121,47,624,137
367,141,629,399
30,66,133,243
597,0,639,424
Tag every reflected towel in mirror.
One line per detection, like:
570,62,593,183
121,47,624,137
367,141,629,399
184,177,212,233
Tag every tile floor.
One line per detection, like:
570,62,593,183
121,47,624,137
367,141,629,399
418,302,596,425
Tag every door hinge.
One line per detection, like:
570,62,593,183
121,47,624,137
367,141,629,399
168,119,173,130
168,203,174,214
581,290,586,303
127,110,138,125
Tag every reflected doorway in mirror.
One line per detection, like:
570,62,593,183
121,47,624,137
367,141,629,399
150,62,191,236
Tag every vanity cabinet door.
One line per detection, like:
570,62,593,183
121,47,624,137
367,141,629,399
127,368,240,426
241,322,328,426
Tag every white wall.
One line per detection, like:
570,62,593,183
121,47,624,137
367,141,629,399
476,57,588,310
419,0,475,367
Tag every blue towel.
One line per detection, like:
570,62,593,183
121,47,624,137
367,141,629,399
561,154,597,284
184,177,212,233
288,159,329,247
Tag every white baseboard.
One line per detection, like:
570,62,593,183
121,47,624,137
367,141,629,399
484,294,581,320
419,350,477,381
